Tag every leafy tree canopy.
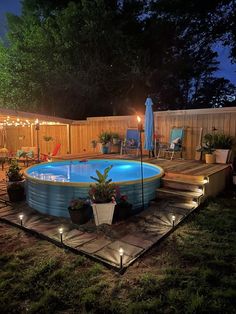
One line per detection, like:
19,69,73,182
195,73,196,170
0,0,235,118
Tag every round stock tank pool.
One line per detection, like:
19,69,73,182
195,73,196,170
24,159,164,218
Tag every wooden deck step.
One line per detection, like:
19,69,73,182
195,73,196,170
164,172,206,183
156,187,203,202
162,177,204,192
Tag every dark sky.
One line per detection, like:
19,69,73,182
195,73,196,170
0,0,236,85
0,0,21,36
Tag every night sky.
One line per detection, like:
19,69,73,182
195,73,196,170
0,0,236,85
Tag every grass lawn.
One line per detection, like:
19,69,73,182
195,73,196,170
0,192,236,314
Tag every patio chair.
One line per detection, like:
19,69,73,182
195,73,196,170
41,143,61,161
120,129,140,156
15,146,37,166
157,127,184,160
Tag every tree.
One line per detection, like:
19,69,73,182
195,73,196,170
192,77,236,108
0,0,235,117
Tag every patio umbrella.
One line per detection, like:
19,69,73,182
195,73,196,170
144,97,154,157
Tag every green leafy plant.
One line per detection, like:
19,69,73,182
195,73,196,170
111,132,119,139
98,132,112,145
116,195,131,208
111,132,120,144
198,133,215,154
6,159,24,182
212,133,234,149
89,166,116,203
68,198,91,211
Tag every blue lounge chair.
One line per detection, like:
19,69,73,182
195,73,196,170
120,129,140,155
157,127,184,160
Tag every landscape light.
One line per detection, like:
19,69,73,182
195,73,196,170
119,247,124,269
19,214,24,226
172,215,176,227
59,228,63,243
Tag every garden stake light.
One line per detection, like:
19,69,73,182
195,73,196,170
19,214,24,226
172,215,176,227
137,116,144,210
59,228,63,243
119,247,124,269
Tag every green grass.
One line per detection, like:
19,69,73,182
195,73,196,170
0,192,236,313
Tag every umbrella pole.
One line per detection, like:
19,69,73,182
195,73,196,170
139,130,144,210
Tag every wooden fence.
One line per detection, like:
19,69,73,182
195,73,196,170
5,107,236,160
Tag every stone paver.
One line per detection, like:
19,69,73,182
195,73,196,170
119,234,153,249
0,185,197,271
64,231,97,248
79,236,112,254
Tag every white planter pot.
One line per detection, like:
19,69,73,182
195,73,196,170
215,149,230,164
92,203,115,226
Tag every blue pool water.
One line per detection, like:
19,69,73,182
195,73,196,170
26,159,162,183
24,159,164,218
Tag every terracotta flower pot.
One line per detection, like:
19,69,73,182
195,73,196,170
205,153,216,164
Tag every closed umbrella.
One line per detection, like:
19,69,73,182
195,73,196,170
144,97,154,157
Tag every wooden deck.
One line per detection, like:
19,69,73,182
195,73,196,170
54,152,231,181
0,155,231,271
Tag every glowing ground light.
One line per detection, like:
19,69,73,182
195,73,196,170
59,228,63,243
119,247,124,268
172,215,176,227
19,214,24,226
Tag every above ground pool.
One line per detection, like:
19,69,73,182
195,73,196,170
24,159,164,218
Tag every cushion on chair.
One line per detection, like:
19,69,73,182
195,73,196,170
26,150,34,158
172,137,181,144
16,149,26,158
127,138,138,147
21,147,37,156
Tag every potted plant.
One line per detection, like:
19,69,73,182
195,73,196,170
110,132,121,153
212,133,234,164
111,132,120,145
89,165,117,225
98,131,112,154
6,159,25,202
68,198,92,224
198,133,216,164
113,194,132,222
